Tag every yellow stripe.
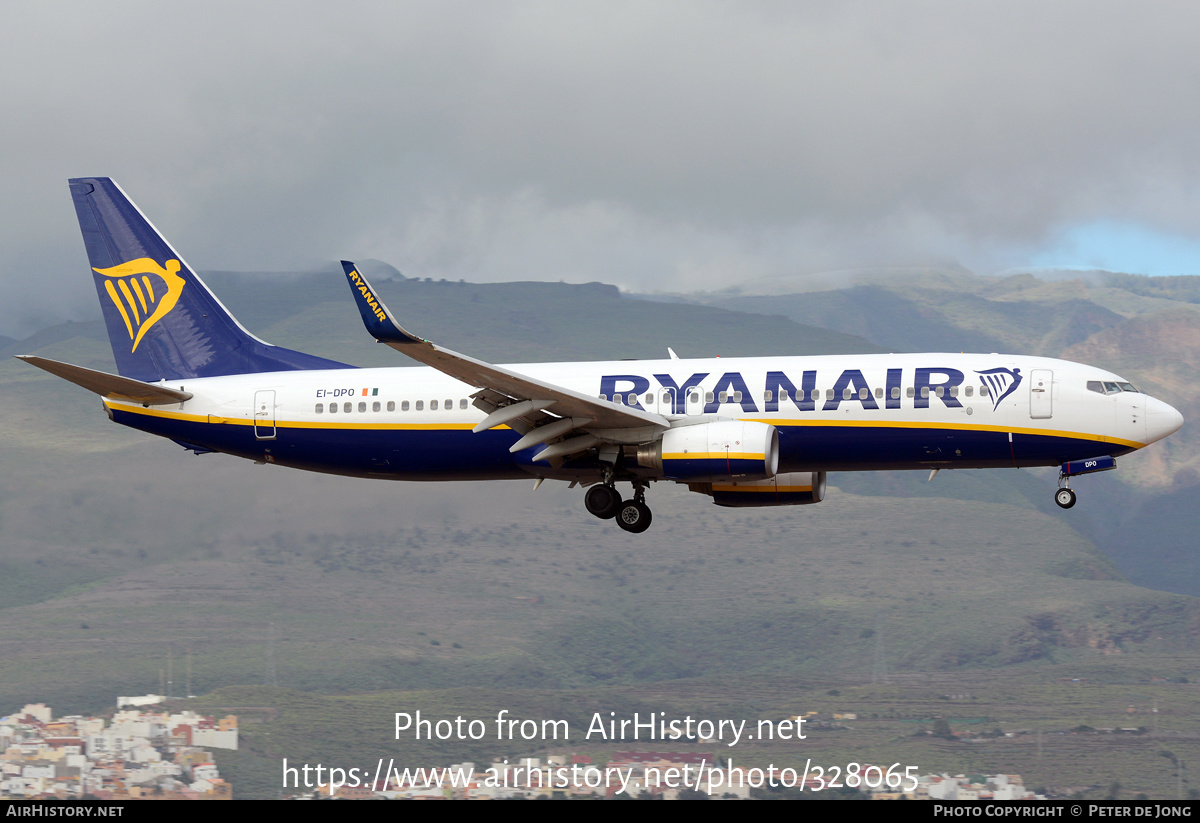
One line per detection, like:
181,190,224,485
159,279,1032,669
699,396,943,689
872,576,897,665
712,485,813,493
108,402,479,430
142,275,155,301
750,418,1144,451
105,403,1143,449
663,452,766,461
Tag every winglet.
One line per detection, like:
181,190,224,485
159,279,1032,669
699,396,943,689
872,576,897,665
340,261,423,345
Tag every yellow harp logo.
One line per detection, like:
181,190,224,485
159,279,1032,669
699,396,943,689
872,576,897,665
93,258,186,352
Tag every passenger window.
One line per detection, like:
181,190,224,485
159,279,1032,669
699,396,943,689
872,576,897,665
373,401,381,412
810,388,820,401
891,387,901,400
614,395,624,405
445,399,452,410
689,392,700,404
842,387,852,400
329,403,338,414
875,387,883,399
315,403,324,414
662,392,673,404
401,400,409,411
705,392,714,403
906,387,915,398
779,389,789,401
627,393,637,405
949,386,958,397
921,387,930,399
343,402,352,413
600,394,608,402
460,399,468,409
644,393,653,406
935,387,944,398
431,399,439,410
718,391,728,403
734,391,743,402
965,386,973,397
980,385,989,397
415,400,424,411
859,387,868,400
826,389,834,400
764,390,774,403
388,401,396,412
358,402,367,412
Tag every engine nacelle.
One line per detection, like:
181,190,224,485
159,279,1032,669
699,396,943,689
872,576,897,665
637,421,779,482
692,471,827,507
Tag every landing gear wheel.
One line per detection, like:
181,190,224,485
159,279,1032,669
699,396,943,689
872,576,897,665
616,500,653,533
584,484,620,519
1055,488,1077,509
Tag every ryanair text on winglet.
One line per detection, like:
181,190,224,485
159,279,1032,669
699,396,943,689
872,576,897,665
347,268,388,322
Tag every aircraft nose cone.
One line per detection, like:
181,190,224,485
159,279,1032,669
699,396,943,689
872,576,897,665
1145,396,1184,443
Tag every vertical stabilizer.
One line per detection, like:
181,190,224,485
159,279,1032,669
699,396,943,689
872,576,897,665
69,177,350,381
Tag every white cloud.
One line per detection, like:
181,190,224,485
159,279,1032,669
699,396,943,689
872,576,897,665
5,1,1200,335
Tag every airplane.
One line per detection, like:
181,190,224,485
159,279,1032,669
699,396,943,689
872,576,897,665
17,178,1185,533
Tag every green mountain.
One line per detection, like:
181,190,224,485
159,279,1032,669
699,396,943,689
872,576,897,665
3,266,1199,798
669,269,1200,596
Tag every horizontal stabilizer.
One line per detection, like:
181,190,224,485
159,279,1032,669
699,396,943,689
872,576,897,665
16,355,193,405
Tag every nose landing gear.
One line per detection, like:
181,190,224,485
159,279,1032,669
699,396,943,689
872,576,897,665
1054,456,1117,509
1054,486,1077,509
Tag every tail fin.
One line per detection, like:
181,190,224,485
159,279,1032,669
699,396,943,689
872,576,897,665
69,177,350,381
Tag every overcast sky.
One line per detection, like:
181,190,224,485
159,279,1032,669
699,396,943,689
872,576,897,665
5,1,1200,337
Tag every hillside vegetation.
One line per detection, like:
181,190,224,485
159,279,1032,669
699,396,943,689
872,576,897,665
2,265,1197,797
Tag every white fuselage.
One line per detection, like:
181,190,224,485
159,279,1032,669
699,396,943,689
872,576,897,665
102,352,1177,481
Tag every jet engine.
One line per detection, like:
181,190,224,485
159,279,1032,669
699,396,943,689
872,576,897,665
688,471,827,507
636,420,779,482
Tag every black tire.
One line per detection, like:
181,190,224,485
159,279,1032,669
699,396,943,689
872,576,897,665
615,500,652,533
584,484,620,519
1054,488,1077,509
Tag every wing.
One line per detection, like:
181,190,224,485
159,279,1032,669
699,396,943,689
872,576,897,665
340,262,668,461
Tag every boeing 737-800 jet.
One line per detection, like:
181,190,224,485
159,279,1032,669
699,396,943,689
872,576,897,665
18,178,1185,533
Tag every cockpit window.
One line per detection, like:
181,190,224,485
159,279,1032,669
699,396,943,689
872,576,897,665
1089,380,1137,396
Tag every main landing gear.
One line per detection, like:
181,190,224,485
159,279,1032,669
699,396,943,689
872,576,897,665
584,480,653,533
